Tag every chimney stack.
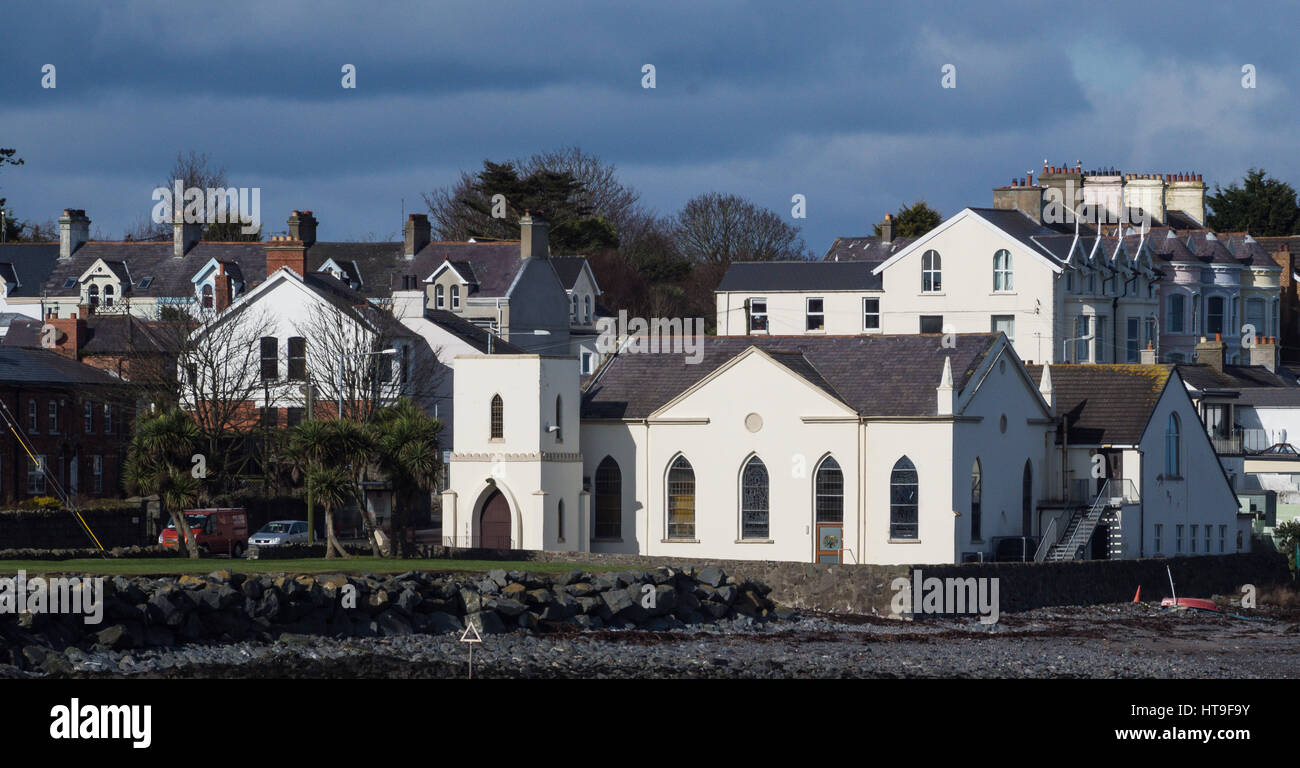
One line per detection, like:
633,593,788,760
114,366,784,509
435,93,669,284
880,213,893,245
264,235,307,277
214,262,232,311
520,210,549,261
1166,172,1207,226
1195,335,1225,372
993,175,1044,224
1140,342,1157,365
404,213,431,259
288,210,317,246
58,209,90,260
1251,336,1277,373
46,311,86,360
173,211,202,258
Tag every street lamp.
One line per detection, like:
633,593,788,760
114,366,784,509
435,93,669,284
338,348,397,418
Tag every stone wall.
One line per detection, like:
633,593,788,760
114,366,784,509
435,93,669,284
413,544,1292,614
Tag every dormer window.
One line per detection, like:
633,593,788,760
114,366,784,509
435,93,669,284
201,284,213,309
435,284,445,310
584,296,592,323
451,285,461,310
570,294,578,321
103,284,115,307
88,284,99,308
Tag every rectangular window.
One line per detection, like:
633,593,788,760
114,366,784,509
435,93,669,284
28,400,37,433
48,401,58,434
1207,297,1225,337
104,403,113,434
748,298,768,333
27,455,46,495
1205,527,1211,555
920,315,944,334
401,345,411,384
863,298,880,330
1154,524,1163,554
92,455,103,494
1075,316,1091,362
85,401,94,433
287,337,307,381
378,352,393,383
1219,525,1226,553
260,337,278,381
805,298,824,331
1175,524,1184,552
287,408,304,428
581,351,593,375
1144,318,1156,352
1126,317,1140,363
260,407,278,428
1190,524,1198,553
991,315,1015,343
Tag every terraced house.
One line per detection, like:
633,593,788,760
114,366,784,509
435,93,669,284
716,166,1284,368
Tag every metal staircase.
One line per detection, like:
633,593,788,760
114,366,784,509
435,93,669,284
1043,480,1113,562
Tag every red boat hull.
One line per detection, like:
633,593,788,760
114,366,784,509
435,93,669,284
1160,597,1219,611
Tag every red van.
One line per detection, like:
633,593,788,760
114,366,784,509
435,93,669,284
159,508,249,557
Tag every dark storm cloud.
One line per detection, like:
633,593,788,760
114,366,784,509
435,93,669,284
2,0,1299,249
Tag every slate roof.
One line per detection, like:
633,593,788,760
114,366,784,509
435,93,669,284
1,315,172,354
0,243,60,297
822,236,917,262
1175,363,1300,393
583,333,999,419
410,242,525,298
1025,364,1174,445
550,257,590,290
716,261,883,292
424,309,525,354
305,241,404,298
0,347,131,387
41,242,267,300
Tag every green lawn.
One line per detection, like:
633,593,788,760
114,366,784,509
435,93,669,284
0,557,615,577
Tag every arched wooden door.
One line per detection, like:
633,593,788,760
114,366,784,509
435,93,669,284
480,490,512,549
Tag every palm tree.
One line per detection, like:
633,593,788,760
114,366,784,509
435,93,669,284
370,399,444,557
306,464,352,559
123,409,204,558
288,418,379,556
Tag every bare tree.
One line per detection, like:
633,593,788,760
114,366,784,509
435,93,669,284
174,301,278,498
673,192,811,264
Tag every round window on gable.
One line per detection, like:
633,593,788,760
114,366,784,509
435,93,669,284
999,414,1008,433
744,413,763,433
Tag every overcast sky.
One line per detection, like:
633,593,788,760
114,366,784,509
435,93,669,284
1,0,1296,253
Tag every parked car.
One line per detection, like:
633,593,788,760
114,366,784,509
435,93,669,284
159,508,249,557
250,520,311,548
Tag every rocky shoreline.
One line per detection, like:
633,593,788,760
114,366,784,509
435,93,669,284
0,565,789,673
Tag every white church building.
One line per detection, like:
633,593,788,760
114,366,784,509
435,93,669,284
441,331,1245,566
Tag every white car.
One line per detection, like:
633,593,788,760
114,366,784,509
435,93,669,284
249,520,310,548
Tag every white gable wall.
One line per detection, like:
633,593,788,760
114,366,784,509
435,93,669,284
876,215,1060,364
